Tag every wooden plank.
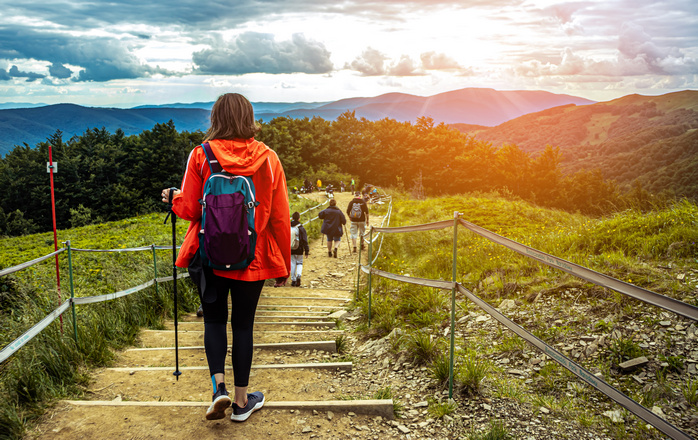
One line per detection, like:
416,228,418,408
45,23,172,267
126,340,337,353
107,362,352,372
63,399,395,419
174,321,336,327
142,330,344,334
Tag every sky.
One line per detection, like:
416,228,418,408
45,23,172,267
0,0,696,107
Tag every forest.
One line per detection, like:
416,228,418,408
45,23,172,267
0,112,676,236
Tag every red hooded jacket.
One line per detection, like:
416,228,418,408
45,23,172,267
172,138,290,281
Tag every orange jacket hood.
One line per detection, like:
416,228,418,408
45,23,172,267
207,139,271,175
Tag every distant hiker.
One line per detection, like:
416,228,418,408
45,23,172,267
339,181,345,192
346,191,369,253
350,178,355,193
160,92,290,423
290,211,309,286
318,198,346,258
316,178,322,191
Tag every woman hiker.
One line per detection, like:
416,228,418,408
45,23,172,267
161,92,290,422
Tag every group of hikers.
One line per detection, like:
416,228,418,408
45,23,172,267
299,177,357,194
161,92,373,425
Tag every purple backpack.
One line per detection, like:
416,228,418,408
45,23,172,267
198,143,259,270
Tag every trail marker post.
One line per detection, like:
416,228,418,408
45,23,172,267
47,145,63,334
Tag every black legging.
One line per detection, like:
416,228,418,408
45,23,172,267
201,269,264,388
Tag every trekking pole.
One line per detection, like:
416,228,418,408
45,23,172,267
164,188,182,381
343,224,352,254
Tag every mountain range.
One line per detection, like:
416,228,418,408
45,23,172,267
0,88,593,157
457,90,698,197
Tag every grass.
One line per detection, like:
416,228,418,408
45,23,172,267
428,398,457,419
353,192,697,438
467,419,512,440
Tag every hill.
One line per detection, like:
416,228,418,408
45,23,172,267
0,104,210,156
462,90,698,196
0,88,593,157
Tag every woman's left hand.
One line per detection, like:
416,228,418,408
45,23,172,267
161,188,181,203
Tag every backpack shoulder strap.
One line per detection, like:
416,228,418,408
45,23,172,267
201,142,223,174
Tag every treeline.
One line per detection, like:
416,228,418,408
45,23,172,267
0,113,671,236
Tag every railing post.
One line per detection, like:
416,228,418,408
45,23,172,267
356,234,363,302
65,240,78,342
367,226,373,328
151,244,159,296
449,211,460,400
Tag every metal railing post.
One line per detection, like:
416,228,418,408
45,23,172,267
151,244,159,296
367,227,373,328
356,234,363,302
65,241,78,342
449,211,460,399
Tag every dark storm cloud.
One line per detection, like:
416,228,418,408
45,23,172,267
0,26,171,82
0,69,10,81
192,32,333,75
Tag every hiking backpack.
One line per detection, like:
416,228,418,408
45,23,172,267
198,142,259,270
349,201,363,220
290,224,300,250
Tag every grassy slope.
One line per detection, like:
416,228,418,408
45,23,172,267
355,192,698,439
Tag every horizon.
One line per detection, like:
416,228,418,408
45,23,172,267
5,86,698,111
1,0,697,108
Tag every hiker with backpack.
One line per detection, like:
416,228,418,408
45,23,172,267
160,93,290,423
318,199,346,258
346,191,369,253
290,211,309,286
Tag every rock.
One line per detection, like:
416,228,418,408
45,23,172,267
330,272,345,277
507,369,525,376
659,321,672,327
414,401,428,408
651,406,665,417
603,410,624,423
301,426,312,433
482,403,492,411
540,407,550,414
327,411,334,421
475,315,490,323
328,310,348,319
498,299,516,311
397,424,411,434
618,356,649,373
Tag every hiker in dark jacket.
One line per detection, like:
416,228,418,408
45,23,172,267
290,211,310,286
318,199,346,258
346,192,369,253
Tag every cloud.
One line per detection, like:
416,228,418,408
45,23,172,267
192,32,333,75
48,62,73,79
420,52,462,70
0,26,173,82
387,55,424,76
9,65,46,82
0,69,10,81
348,49,465,76
346,47,388,76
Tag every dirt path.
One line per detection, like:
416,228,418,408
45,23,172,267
26,191,407,440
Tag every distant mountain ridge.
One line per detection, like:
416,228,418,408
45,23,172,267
458,90,698,198
0,88,594,156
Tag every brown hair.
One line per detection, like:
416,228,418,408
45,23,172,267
205,93,260,141
292,211,300,221
329,199,337,206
